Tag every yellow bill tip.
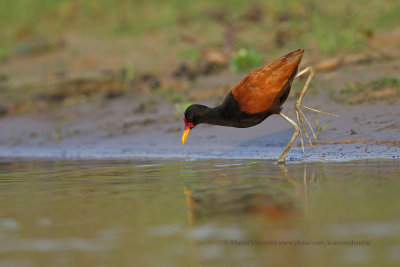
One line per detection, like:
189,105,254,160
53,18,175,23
182,128,190,144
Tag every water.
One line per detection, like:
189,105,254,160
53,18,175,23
0,159,399,266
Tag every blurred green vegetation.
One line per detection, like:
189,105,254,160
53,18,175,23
1,0,400,55
1,0,400,114
229,48,263,72
332,77,400,105
174,102,194,119
315,113,328,138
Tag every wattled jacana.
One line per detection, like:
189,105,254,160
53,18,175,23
182,49,337,163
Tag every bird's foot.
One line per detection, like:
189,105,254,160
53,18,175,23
295,105,315,157
294,103,338,156
301,105,339,118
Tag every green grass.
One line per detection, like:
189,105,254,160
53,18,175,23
332,77,400,105
2,0,400,116
315,113,328,138
0,46,9,62
229,48,263,72
1,0,400,56
174,102,194,119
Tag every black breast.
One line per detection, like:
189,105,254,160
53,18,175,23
214,92,276,128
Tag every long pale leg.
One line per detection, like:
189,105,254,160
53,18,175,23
295,110,306,156
293,67,338,155
278,112,300,163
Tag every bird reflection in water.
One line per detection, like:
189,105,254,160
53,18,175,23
183,163,321,226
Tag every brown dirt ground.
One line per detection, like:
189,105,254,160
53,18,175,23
0,33,399,161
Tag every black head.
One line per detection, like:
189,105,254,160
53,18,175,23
183,104,210,127
182,104,210,144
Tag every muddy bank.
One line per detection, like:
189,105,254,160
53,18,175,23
0,59,399,162
0,97,399,162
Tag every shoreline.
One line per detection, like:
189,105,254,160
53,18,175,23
1,141,399,162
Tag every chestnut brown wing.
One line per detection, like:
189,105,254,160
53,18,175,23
232,49,304,114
